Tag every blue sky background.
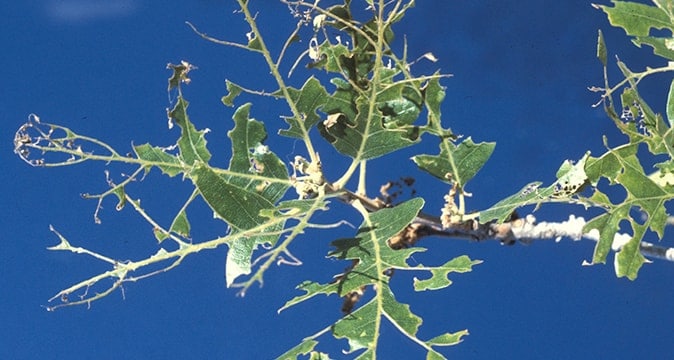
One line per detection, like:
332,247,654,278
3,1,673,358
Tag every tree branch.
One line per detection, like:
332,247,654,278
420,213,674,263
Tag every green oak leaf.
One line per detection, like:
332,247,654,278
423,74,447,129
132,143,183,177
583,144,671,279
595,1,674,59
307,40,351,73
377,69,423,129
413,255,482,291
168,96,212,166
166,61,194,91
631,36,674,60
319,96,419,160
480,153,590,223
595,1,672,37
278,280,340,313
278,76,330,139
332,286,465,359
169,209,190,240
274,340,320,360
221,104,291,285
282,198,479,312
329,198,425,294
597,29,608,67
221,80,243,107
426,330,470,349
412,137,495,188
191,163,274,231
227,103,289,201
191,162,283,285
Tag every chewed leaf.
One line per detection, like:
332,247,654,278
332,286,457,358
594,2,672,37
631,36,674,61
380,286,422,339
168,97,212,166
221,80,243,107
319,98,419,160
331,289,412,356
191,163,274,231
278,280,340,313
616,223,648,279
553,152,590,197
318,66,427,160
412,137,495,188
167,61,195,91
413,255,482,291
169,209,190,240
597,30,608,67
226,233,278,287
247,33,262,51
329,198,425,294
426,331,469,348
424,75,445,126
478,182,546,223
227,103,289,202
594,2,674,60
261,198,329,219
480,153,590,223
307,40,350,73
583,142,672,279
191,160,284,286
275,339,320,360
278,76,329,139
220,104,290,286
377,74,423,129
133,143,183,177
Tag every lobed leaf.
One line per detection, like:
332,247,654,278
306,40,351,74
412,137,495,188
168,96,212,166
278,76,330,139
220,104,291,285
167,61,194,91
583,143,671,278
191,163,274,231
278,280,340,313
426,331,469,348
413,255,482,291
631,36,674,60
331,286,464,359
318,65,428,160
275,339,320,360
221,79,244,107
423,74,447,129
595,1,674,60
595,1,672,37
319,96,419,160
329,198,425,295
227,103,289,202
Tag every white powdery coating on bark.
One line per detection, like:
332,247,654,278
510,215,586,242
